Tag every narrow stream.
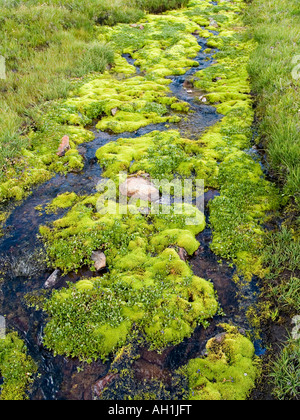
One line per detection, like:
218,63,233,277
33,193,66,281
0,32,263,400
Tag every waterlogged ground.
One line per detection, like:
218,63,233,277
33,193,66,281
0,0,281,400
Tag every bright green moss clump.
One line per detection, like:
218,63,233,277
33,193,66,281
0,333,37,400
40,194,205,274
96,129,219,186
185,325,260,400
59,74,186,134
0,211,9,237
46,192,80,213
40,192,217,359
209,151,280,279
43,267,217,360
100,13,201,78
96,130,194,180
0,124,93,205
150,228,200,256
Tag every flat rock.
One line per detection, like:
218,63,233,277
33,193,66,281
212,332,227,344
111,107,118,116
209,18,219,28
57,135,70,157
119,176,159,202
93,373,119,397
91,251,106,271
44,269,60,289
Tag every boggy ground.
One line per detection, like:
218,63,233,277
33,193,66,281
0,0,286,400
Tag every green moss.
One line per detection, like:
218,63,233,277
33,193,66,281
185,325,260,400
36,0,279,365
40,193,206,273
0,211,8,237
209,151,280,279
150,228,200,255
96,129,207,181
151,203,206,236
40,187,216,359
46,192,79,213
43,280,133,361
0,332,37,400
207,38,224,49
93,322,132,357
106,13,201,77
42,252,218,360
183,1,282,278
0,167,53,203
111,54,136,75
96,110,169,134
0,123,94,205
46,72,189,135
171,101,190,113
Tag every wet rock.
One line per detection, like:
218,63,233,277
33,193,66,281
194,245,205,256
111,107,118,116
139,347,172,367
91,251,106,271
212,332,227,344
178,247,188,262
209,18,219,28
93,373,119,397
183,80,194,89
57,135,70,157
130,24,144,30
119,176,159,202
134,359,171,385
77,146,86,157
44,269,60,289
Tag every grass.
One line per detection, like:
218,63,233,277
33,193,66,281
244,0,300,208
260,226,300,400
259,226,300,400
270,337,300,400
263,227,300,281
244,0,300,400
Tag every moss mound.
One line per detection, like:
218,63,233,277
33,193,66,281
185,325,260,400
0,333,37,400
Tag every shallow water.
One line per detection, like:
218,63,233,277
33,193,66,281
0,32,263,400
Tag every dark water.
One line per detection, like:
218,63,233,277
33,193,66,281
0,33,262,400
